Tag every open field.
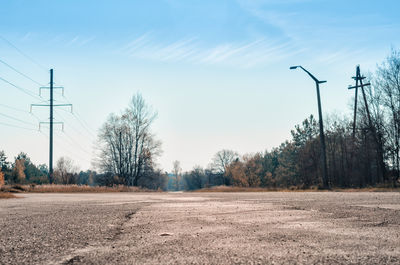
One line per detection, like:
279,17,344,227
1,192,400,264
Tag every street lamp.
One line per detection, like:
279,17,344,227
290,65,329,189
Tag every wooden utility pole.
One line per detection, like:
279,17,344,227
348,65,386,182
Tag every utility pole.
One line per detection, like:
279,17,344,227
351,70,359,140
49,69,54,183
290,65,329,188
31,69,72,184
348,65,386,182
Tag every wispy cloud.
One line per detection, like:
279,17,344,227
65,36,80,47
49,35,96,48
21,32,33,42
118,33,303,68
78,36,96,47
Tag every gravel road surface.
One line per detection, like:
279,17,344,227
1,192,399,264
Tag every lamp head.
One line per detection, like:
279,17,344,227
290,66,299,70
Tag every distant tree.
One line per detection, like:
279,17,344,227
260,149,280,187
291,115,320,188
373,48,400,185
97,93,162,186
226,154,262,187
0,151,10,184
38,164,49,176
210,149,238,185
94,173,122,186
138,169,167,190
78,170,97,185
172,160,182,190
0,169,4,187
13,153,48,184
54,157,78,184
0,150,9,171
183,166,206,190
12,158,26,183
204,168,220,187
274,141,298,187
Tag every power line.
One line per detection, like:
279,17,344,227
30,112,42,122
0,103,43,123
0,103,29,113
0,35,48,72
53,132,93,165
0,112,37,126
72,111,97,138
0,58,44,86
0,75,44,101
61,131,93,156
0,121,37,131
52,82,97,139
58,100,97,138
40,130,92,165
53,110,93,154
55,109,94,141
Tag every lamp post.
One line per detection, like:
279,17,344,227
290,65,329,188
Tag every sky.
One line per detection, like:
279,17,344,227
0,0,399,172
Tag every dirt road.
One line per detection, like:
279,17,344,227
1,192,399,264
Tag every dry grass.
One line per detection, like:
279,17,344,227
194,185,400,192
0,192,18,199
194,186,303,192
0,184,155,193
332,187,400,192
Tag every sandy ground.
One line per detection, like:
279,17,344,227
0,192,399,264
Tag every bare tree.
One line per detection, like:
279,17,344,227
183,166,205,190
54,157,78,184
374,49,400,185
172,160,182,190
210,149,238,185
97,93,161,186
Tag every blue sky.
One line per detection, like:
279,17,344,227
1,0,399,172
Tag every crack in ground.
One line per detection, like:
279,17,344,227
108,211,137,241
58,210,137,265
62,255,83,264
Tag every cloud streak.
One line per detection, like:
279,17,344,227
118,33,303,68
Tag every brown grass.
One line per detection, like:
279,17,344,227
194,185,400,192
194,186,303,192
0,192,18,199
331,187,400,192
0,184,156,193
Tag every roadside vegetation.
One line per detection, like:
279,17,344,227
0,192,17,199
0,184,155,193
194,185,400,193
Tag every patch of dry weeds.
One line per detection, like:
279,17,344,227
0,192,18,199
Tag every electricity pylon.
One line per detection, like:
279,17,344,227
31,69,72,183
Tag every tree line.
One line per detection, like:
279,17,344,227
0,151,94,185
